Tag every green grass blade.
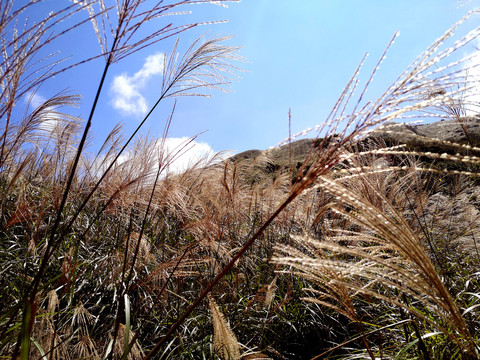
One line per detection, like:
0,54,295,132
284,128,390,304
31,338,47,360
394,332,443,360
122,294,131,360
19,302,32,360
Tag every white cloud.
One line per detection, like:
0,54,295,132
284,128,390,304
26,92,47,109
111,53,165,117
161,137,216,175
136,53,165,79
92,137,219,178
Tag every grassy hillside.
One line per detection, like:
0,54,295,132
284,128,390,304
2,3,480,360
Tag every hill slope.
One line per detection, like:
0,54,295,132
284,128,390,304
227,117,480,182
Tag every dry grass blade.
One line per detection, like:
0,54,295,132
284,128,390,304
76,0,240,63
111,324,145,360
30,290,71,360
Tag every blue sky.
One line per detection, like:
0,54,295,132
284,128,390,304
20,1,480,170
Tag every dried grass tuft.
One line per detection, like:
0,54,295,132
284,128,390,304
264,275,277,308
208,294,242,360
111,324,145,360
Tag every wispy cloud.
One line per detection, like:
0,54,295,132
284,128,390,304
111,53,165,116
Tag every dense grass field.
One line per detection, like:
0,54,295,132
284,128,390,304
2,1,480,359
